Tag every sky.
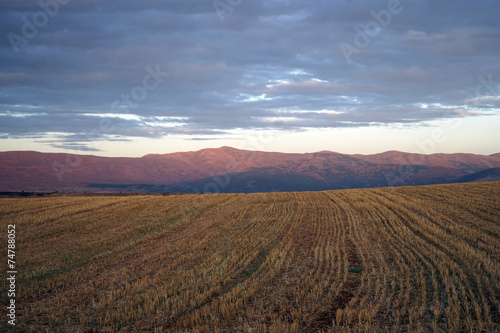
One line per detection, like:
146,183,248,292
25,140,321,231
0,0,499,157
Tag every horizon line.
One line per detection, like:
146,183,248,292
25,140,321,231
1,146,499,158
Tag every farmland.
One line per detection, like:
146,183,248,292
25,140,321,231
1,182,499,332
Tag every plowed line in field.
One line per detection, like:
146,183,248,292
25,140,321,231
370,189,498,327
359,196,439,325
308,192,361,330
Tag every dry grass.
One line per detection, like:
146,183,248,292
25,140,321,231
1,182,499,332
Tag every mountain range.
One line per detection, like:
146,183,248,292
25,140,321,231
1,147,500,193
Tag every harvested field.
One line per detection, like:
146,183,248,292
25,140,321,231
1,182,499,332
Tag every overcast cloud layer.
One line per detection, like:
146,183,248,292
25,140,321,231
1,0,500,152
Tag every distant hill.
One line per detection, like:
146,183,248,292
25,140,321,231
453,167,500,183
1,147,500,193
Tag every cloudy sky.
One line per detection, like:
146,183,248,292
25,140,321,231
1,0,499,156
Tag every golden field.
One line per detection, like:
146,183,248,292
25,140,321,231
1,182,499,332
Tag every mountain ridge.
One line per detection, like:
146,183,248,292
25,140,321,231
1,147,499,192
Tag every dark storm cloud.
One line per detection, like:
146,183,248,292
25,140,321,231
1,0,499,150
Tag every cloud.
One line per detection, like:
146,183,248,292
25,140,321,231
0,0,499,152
48,143,102,152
